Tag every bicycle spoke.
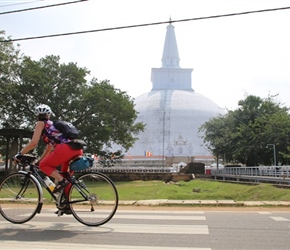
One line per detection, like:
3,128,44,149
69,172,118,226
0,173,41,224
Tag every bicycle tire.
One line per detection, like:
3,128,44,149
0,172,41,224
68,172,118,226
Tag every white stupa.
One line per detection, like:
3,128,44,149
128,22,225,158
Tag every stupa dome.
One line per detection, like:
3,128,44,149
128,23,225,157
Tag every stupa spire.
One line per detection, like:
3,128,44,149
151,22,193,91
161,22,180,68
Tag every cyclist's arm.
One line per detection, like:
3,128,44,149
20,121,44,155
38,144,53,162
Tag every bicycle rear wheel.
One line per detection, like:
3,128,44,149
69,172,118,226
0,172,41,224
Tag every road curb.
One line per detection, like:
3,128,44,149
118,200,290,206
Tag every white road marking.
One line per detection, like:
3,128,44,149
32,210,206,220
270,216,290,221
16,209,206,221
1,241,211,250
258,212,271,214
0,221,209,234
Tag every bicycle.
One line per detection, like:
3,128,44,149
0,154,118,226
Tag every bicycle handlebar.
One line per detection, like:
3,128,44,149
18,154,38,166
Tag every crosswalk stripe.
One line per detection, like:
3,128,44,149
32,210,205,220
270,216,290,221
258,212,271,214
115,210,205,214
1,241,211,250
113,214,206,220
110,223,209,234
44,208,205,214
0,221,209,234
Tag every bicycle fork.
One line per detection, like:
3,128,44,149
70,178,96,212
18,171,44,214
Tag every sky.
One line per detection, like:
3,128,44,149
1,0,290,111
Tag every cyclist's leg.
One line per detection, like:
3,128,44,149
39,144,82,214
61,162,71,195
40,144,82,187
61,154,81,196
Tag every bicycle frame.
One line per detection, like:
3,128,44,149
60,172,94,206
16,164,71,215
23,165,59,196
19,164,93,210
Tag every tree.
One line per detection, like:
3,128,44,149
0,31,23,127
0,33,144,157
67,78,144,153
200,94,290,166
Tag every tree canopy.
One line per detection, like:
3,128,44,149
199,95,290,166
0,31,144,155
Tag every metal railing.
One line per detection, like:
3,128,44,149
90,165,175,173
210,166,290,184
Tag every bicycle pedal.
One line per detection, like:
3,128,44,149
56,210,63,216
55,209,72,216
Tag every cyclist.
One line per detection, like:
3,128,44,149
14,104,83,196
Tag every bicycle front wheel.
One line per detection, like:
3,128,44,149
0,172,41,224
69,172,118,226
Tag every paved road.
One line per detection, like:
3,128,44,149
1,207,290,249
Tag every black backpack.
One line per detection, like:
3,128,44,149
53,120,79,139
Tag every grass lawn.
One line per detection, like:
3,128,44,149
114,179,290,201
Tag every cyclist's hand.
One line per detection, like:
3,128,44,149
13,153,23,162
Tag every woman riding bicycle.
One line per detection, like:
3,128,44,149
14,104,83,194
